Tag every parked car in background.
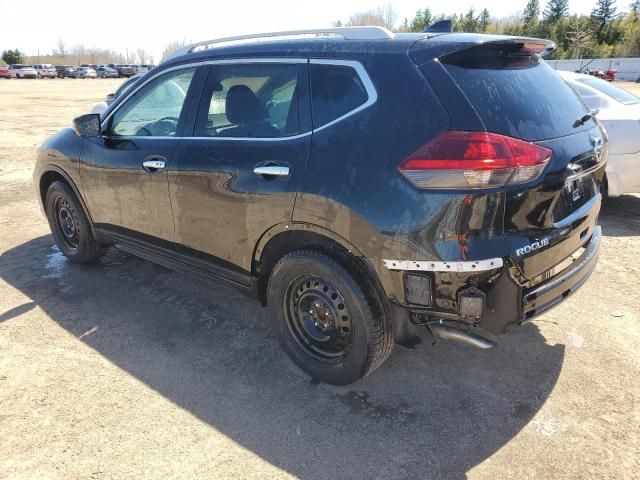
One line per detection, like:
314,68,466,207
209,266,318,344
55,65,71,78
59,67,80,79
80,63,98,70
33,64,57,78
90,73,143,114
559,70,640,196
0,66,10,79
135,64,155,74
36,27,606,385
76,67,97,79
114,64,135,78
9,64,37,78
96,66,119,78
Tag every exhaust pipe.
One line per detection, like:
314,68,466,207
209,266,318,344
430,324,496,349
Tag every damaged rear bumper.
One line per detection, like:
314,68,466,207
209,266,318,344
381,226,601,338
522,225,601,321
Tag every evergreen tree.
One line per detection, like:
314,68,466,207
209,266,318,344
1,49,24,65
591,0,619,40
462,7,479,32
543,0,569,23
523,0,541,26
479,9,491,32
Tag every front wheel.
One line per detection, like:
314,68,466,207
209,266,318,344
267,250,393,385
45,181,107,263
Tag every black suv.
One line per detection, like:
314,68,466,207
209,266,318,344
34,27,606,385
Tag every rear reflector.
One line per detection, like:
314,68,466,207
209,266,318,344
398,131,552,189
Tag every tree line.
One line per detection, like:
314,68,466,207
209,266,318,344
4,2,637,66
337,0,640,59
1,42,154,66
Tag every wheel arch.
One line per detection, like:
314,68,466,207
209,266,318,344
253,223,385,308
38,166,96,229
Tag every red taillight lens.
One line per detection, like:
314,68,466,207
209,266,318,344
398,131,552,189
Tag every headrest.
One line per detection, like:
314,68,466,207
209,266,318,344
225,85,266,125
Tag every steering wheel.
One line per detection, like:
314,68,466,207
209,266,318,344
152,116,180,136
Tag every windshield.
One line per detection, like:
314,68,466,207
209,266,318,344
577,76,640,105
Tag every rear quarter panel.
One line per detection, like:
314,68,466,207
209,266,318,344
293,52,509,267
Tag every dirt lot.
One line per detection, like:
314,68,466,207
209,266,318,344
0,78,639,479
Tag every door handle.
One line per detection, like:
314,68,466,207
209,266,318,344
253,165,289,177
142,158,166,172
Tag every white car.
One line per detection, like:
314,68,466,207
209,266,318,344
75,67,97,79
558,70,640,196
33,63,57,78
90,74,143,115
9,64,37,79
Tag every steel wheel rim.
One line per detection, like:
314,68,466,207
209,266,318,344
284,275,353,363
54,196,79,251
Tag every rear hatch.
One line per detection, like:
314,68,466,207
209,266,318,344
414,38,607,281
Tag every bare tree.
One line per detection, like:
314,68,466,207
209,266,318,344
566,16,593,59
136,48,150,64
161,40,187,61
344,4,398,30
56,39,66,58
70,44,85,65
88,48,98,64
374,4,398,30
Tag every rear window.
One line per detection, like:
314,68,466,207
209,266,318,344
310,64,369,128
442,47,593,141
577,76,640,105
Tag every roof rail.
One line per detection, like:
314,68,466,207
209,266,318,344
166,26,395,61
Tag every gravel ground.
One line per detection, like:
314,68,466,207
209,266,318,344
0,78,639,480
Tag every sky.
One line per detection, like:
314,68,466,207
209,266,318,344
0,0,597,63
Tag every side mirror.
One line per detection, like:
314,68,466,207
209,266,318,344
73,113,101,138
106,92,116,102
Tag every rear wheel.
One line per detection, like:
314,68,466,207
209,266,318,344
45,181,107,263
267,250,393,385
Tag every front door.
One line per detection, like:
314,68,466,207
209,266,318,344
80,66,199,242
170,60,312,271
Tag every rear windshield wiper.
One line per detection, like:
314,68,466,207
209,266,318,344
573,110,599,128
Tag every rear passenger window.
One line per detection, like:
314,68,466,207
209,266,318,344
310,63,369,128
195,63,299,138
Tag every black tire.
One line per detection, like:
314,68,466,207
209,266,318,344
267,250,393,385
45,181,106,263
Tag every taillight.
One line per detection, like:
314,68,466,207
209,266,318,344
398,131,552,189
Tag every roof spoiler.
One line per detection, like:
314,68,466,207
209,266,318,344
410,34,556,64
423,20,453,33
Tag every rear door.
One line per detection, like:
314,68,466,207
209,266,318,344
169,60,312,272
436,43,607,280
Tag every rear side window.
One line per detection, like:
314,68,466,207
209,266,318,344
442,47,594,141
310,63,369,128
